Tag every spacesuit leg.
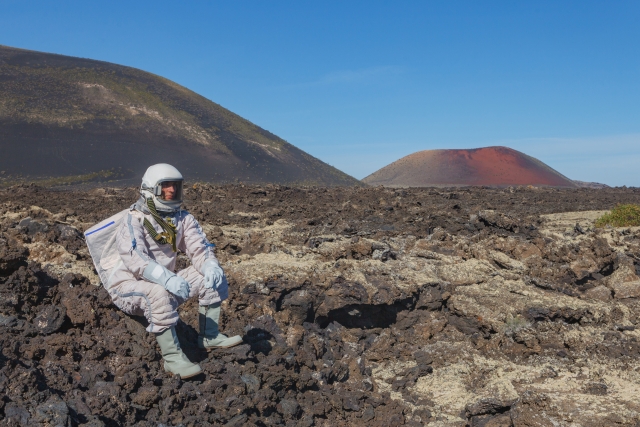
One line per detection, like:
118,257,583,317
108,277,201,377
176,265,242,349
108,278,180,333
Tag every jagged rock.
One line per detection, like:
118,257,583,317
4,402,31,425
583,285,612,301
611,281,640,299
131,386,160,407
437,259,495,285
18,217,50,235
277,398,301,418
32,396,72,427
0,235,28,275
510,391,561,427
466,397,515,417
478,210,524,233
490,250,525,271
2,185,640,426
33,305,66,335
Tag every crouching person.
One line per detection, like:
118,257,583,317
107,163,242,378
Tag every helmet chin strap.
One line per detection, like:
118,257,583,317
142,197,178,252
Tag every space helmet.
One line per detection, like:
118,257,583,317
140,163,184,213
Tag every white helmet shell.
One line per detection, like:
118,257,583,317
140,163,184,212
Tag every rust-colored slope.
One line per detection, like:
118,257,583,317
362,146,577,188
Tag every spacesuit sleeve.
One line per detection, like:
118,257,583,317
116,211,152,278
179,213,218,274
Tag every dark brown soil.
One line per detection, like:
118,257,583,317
1,184,640,426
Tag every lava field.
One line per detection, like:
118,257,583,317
2,184,640,426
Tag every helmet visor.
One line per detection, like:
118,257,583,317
155,179,183,203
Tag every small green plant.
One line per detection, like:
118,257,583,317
502,314,531,336
595,204,640,228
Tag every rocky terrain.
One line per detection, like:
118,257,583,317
2,184,640,426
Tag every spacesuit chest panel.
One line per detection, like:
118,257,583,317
142,213,184,268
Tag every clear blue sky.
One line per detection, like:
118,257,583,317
2,1,639,185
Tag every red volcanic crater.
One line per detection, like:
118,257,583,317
362,146,577,188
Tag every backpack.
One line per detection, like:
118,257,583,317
84,209,129,287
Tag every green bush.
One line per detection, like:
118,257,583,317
502,314,531,336
595,204,640,228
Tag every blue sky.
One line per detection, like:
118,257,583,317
2,1,639,185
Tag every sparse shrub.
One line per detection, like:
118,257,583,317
502,314,531,336
595,204,640,228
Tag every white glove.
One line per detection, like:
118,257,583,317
143,261,190,300
165,275,190,300
203,259,225,290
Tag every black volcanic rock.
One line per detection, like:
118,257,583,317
0,45,359,186
3,185,640,425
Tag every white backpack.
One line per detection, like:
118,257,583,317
84,209,129,287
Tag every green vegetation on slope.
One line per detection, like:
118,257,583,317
595,204,640,228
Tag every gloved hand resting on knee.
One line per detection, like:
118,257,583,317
143,261,190,300
165,275,190,300
202,259,225,290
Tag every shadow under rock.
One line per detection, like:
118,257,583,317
243,327,273,356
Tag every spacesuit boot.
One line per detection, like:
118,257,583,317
198,303,243,349
155,326,202,378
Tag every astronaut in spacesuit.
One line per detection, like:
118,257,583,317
107,163,241,378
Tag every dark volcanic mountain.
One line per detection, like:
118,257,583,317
362,146,577,188
0,45,359,186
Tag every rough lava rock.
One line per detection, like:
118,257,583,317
1,184,640,426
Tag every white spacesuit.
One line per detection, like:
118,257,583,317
107,163,242,378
